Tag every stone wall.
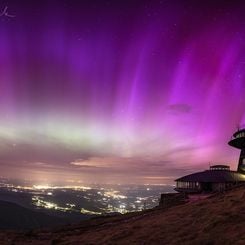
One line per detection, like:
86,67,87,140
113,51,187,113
158,193,187,208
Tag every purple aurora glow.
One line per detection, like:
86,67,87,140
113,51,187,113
0,0,244,184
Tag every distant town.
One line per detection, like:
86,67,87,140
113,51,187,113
0,179,174,218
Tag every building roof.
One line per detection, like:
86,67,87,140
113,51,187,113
175,170,245,183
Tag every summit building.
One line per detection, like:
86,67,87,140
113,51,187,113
175,128,245,193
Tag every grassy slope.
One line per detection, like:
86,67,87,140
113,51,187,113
1,186,245,244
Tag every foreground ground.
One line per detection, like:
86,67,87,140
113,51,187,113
1,186,245,244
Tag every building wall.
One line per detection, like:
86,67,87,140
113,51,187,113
212,183,226,192
176,181,243,193
176,181,200,190
158,193,187,208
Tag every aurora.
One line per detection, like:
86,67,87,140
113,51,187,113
0,0,245,184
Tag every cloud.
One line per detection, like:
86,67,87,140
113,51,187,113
167,103,192,114
69,156,182,177
69,157,130,169
70,159,101,168
29,162,55,168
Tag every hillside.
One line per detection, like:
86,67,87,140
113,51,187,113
0,200,66,230
1,186,245,244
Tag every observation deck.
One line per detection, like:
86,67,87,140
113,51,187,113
209,165,230,171
228,128,245,149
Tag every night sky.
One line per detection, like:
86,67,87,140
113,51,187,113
0,0,245,184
